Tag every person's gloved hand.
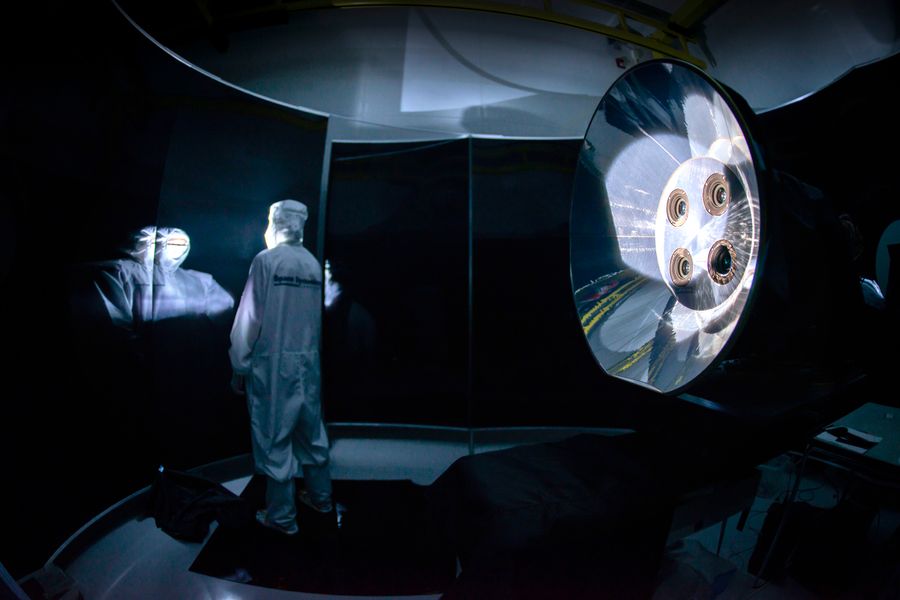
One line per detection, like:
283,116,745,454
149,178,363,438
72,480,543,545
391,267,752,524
230,372,246,396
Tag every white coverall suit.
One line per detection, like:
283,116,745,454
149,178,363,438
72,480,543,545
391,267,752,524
229,200,332,532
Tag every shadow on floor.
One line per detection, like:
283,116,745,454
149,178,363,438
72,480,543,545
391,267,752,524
190,476,457,596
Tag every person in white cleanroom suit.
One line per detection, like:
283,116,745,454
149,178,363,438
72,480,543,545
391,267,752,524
94,226,234,329
229,199,333,536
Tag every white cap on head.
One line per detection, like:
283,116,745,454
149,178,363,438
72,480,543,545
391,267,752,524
125,225,158,267
125,225,191,271
265,199,308,248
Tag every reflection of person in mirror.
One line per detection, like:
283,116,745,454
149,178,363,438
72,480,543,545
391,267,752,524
92,226,234,333
76,225,236,470
229,200,333,537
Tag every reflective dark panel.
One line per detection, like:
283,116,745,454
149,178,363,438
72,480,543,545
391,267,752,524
469,138,651,427
570,60,763,394
324,140,469,425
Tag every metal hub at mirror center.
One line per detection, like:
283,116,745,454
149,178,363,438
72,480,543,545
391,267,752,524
655,156,751,311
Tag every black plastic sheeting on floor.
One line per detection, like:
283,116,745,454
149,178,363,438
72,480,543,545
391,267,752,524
189,476,457,596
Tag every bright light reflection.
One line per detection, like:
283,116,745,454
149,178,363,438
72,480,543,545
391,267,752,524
94,226,234,328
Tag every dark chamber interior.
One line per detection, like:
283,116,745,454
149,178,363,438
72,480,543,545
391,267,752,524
323,137,662,427
2,0,898,582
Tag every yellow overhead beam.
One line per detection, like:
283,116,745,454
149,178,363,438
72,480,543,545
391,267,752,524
223,0,707,69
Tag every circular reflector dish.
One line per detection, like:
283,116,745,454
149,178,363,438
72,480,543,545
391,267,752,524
570,60,763,394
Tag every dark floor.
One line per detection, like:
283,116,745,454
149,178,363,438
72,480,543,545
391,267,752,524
15,406,900,599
